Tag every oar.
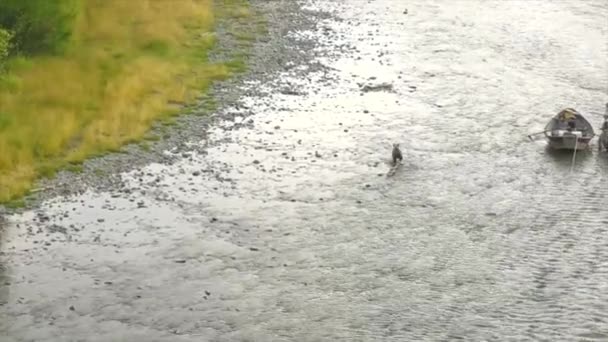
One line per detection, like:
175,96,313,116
570,136,578,173
527,130,549,141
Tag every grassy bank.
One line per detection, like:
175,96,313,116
0,0,250,203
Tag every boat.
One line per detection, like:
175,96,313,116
544,108,595,150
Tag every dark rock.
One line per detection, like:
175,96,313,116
174,260,187,263
249,247,259,251
360,83,393,93
280,89,303,96
48,225,67,234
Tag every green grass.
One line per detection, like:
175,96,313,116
4,198,26,209
65,163,83,173
0,0,256,203
225,58,248,73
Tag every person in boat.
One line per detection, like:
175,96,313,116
600,115,608,151
558,108,576,122
567,118,577,131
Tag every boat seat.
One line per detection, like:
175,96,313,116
551,130,583,137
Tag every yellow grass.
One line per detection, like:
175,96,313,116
0,0,244,202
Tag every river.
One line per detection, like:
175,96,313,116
1,0,607,341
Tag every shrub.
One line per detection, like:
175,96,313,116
0,0,80,55
0,28,10,64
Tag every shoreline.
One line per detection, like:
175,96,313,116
0,0,328,216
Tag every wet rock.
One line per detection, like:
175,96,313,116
360,82,393,93
36,213,50,222
47,225,67,235
279,89,303,96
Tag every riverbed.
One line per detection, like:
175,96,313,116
1,1,607,341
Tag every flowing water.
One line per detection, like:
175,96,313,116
1,1,608,341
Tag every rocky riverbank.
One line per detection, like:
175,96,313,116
0,0,331,216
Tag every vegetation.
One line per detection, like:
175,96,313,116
0,28,10,65
0,0,79,55
0,0,253,203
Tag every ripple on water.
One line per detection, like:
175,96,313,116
1,0,608,341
